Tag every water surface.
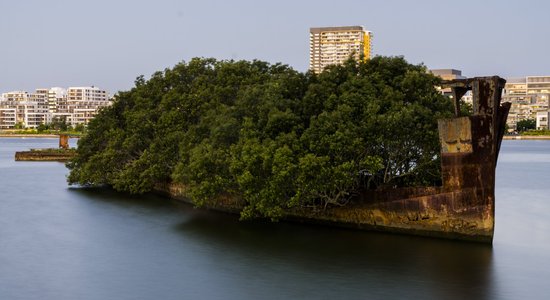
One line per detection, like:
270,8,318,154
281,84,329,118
1,138,549,299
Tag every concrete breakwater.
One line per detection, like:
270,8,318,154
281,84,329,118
15,149,76,161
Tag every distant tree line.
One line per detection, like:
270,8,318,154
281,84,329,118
12,118,86,134
67,56,454,220
36,118,86,133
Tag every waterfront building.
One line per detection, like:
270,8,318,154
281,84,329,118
27,89,51,127
503,76,550,130
309,26,372,74
0,91,31,127
0,90,50,128
0,86,112,129
65,87,111,125
0,108,16,129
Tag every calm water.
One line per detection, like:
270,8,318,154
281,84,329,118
1,138,549,300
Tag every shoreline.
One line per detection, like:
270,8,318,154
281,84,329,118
3,134,549,140
2,131,550,140
503,135,550,140
0,134,59,138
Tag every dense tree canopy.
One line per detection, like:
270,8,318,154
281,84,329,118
67,56,454,220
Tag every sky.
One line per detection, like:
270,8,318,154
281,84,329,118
1,0,550,94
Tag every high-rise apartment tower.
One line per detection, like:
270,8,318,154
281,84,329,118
309,26,372,74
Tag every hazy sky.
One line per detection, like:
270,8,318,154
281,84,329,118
1,0,549,94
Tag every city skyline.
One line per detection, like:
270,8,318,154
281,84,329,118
1,0,550,94
0,86,111,96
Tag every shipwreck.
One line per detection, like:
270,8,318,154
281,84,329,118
160,76,510,243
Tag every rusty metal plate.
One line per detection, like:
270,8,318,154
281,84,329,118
438,117,473,153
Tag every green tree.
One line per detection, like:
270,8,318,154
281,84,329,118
517,118,536,132
50,117,68,131
36,123,49,133
74,123,86,133
67,56,454,220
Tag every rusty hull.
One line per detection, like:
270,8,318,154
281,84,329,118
338,76,510,243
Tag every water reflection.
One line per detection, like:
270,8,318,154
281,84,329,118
68,186,181,211
68,186,496,299
65,184,497,299
173,208,495,299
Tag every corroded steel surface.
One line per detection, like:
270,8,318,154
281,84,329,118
439,117,473,154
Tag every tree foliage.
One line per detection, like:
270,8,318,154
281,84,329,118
67,56,453,220
516,118,536,132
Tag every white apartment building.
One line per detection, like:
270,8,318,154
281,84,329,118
0,91,49,127
309,26,373,74
48,87,67,113
0,86,112,129
65,86,111,124
0,108,16,129
67,86,108,102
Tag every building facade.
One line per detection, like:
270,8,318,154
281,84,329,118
309,26,372,74
48,87,67,113
67,86,108,102
0,91,49,128
0,86,112,129
536,111,549,130
503,76,550,130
